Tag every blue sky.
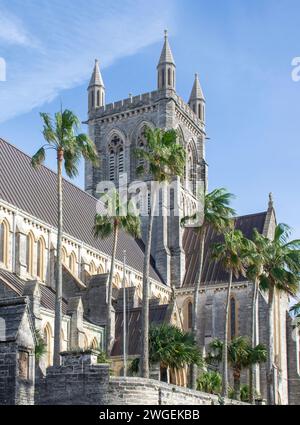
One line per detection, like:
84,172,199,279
0,0,300,235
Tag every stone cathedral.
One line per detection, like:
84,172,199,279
0,32,299,405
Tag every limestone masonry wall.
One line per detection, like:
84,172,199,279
36,352,246,405
107,377,246,406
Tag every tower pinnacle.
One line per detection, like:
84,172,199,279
88,59,105,112
188,73,205,121
157,30,176,90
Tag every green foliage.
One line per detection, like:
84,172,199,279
290,301,300,319
149,324,204,370
134,127,186,183
207,337,267,371
31,109,99,176
129,324,203,373
94,189,141,240
258,223,300,296
181,187,235,231
212,229,251,279
35,330,47,361
129,357,140,375
96,350,110,364
197,370,222,394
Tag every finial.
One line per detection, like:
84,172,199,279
95,58,98,65
268,192,274,209
164,29,168,38
195,73,198,79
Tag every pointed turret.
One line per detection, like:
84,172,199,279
157,30,176,90
188,73,205,121
88,59,105,113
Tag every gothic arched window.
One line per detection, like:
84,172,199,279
69,251,77,275
188,301,193,330
91,337,99,350
26,232,34,276
230,297,237,339
96,90,100,107
108,135,124,181
198,104,201,120
162,69,165,87
98,264,104,274
187,143,196,196
168,68,171,86
136,126,149,176
0,220,9,267
43,323,52,367
37,237,45,282
62,247,67,266
89,261,96,275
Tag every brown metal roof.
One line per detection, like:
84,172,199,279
0,138,162,283
182,212,268,287
111,304,169,357
0,268,68,314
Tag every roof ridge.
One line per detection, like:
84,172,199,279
235,211,267,219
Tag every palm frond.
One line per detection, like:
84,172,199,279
31,147,46,168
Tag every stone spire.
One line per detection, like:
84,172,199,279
188,73,205,121
157,30,176,90
88,59,104,88
88,59,105,112
158,29,175,66
189,73,205,102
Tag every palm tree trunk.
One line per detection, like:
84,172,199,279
222,269,233,398
267,286,275,405
190,225,206,389
106,221,118,356
141,188,157,378
249,278,259,404
53,149,63,366
233,369,241,400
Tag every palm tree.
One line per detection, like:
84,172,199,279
258,224,300,404
244,229,268,403
134,127,186,378
182,188,235,389
211,229,249,397
207,337,267,401
129,323,203,377
31,109,99,365
290,301,300,320
94,190,141,356
196,370,222,395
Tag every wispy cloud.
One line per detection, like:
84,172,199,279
0,0,176,123
0,9,38,47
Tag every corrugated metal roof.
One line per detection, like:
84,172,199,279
111,304,168,356
0,268,68,314
182,212,267,287
0,138,162,283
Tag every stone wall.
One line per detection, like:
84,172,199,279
35,352,246,405
37,351,110,405
0,297,35,405
107,377,246,405
287,314,300,405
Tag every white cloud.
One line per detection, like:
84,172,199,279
0,9,37,47
0,0,175,123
